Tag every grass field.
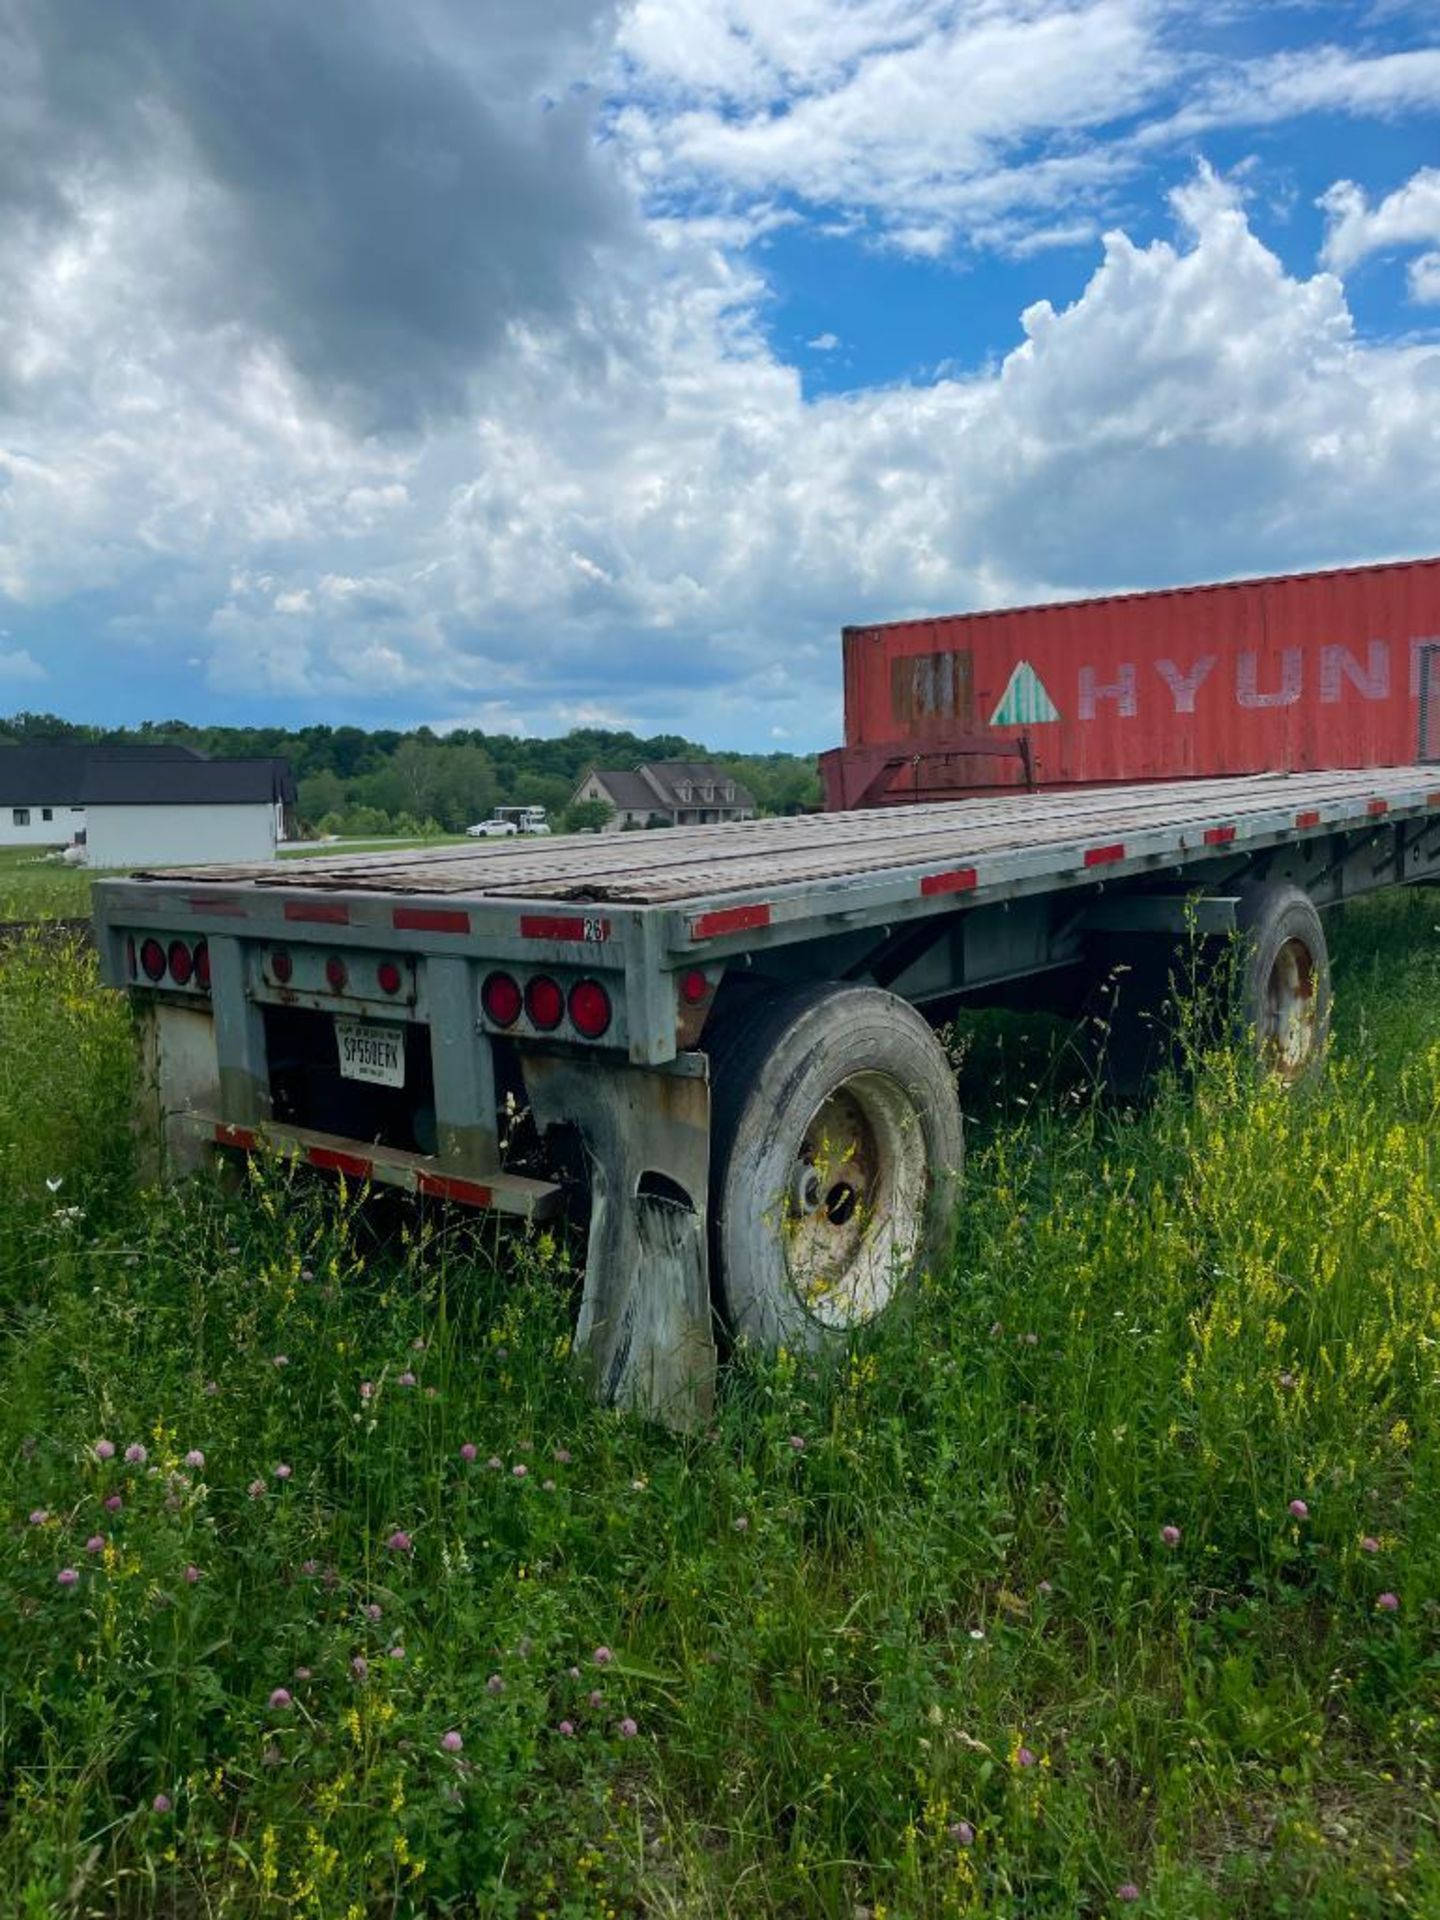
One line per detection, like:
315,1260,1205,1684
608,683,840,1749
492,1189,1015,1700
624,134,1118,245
0,845,101,919
0,840,469,922
2,894,1439,1916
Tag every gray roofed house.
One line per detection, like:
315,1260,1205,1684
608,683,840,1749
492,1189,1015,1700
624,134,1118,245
570,759,756,831
0,742,205,808
79,756,295,808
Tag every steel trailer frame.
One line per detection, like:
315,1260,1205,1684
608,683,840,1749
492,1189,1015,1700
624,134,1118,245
92,766,1440,1426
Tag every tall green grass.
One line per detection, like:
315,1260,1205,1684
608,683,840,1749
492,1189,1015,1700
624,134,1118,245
0,846,97,922
1,897,1439,1916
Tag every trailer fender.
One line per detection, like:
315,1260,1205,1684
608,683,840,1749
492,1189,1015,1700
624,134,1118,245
521,1052,715,1430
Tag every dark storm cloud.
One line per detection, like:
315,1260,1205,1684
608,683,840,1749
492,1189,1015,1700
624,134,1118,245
0,0,631,429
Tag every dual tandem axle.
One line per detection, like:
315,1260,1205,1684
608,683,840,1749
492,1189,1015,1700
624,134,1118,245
92,766,1440,1426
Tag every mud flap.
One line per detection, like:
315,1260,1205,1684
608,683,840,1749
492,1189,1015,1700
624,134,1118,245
521,1053,715,1430
135,1000,223,1182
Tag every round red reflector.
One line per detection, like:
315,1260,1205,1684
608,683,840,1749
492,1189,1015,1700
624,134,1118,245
525,975,564,1031
139,938,166,982
167,940,194,986
680,969,710,1006
482,971,522,1027
271,949,293,985
377,960,403,996
568,978,612,1039
325,956,348,993
194,941,211,990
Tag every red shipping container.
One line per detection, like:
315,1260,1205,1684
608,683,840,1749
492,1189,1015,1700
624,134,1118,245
821,557,1440,810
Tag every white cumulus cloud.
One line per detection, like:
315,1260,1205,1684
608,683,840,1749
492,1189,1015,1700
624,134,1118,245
0,647,43,684
4,157,1440,743
1409,252,1440,304
2,2,1440,744
1320,167,1440,276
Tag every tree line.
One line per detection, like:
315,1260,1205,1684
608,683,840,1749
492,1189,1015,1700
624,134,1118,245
0,713,821,836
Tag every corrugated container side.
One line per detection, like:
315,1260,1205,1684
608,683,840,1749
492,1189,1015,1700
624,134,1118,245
828,557,1440,804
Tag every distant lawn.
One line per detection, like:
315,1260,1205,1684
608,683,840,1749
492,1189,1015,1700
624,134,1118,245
279,836,469,859
0,838,479,924
0,847,99,921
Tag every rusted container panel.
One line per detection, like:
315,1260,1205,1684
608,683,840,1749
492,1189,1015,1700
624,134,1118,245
822,557,1440,807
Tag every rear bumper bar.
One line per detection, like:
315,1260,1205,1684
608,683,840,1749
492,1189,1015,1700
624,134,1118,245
190,1115,562,1220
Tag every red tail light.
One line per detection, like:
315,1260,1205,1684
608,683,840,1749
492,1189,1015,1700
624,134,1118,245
271,949,293,985
194,941,211,990
568,978,612,1039
325,956,348,993
680,969,710,1005
377,960,403,996
167,940,194,986
525,975,564,1031
140,938,166,982
482,972,522,1027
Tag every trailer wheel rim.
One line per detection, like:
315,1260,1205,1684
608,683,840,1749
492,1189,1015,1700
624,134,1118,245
1262,936,1318,1080
777,1070,929,1329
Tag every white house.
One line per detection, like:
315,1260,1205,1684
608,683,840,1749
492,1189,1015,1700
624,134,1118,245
0,745,295,867
0,744,103,847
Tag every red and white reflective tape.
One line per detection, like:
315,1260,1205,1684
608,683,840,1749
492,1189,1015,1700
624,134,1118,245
519,914,612,943
308,1144,372,1180
920,867,977,898
690,902,772,940
212,1123,494,1209
393,906,470,934
285,900,350,925
416,1170,494,1208
1083,843,1125,868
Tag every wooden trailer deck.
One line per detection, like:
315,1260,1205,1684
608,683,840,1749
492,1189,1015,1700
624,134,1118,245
137,766,1440,908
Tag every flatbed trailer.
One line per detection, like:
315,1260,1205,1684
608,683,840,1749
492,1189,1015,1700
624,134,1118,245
93,764,1440,1424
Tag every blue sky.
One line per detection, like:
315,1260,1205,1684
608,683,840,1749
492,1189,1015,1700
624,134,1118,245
1,0,1438,749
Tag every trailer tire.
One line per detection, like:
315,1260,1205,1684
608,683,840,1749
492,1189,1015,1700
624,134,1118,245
708,984,963,1354
1235,883,1331,1083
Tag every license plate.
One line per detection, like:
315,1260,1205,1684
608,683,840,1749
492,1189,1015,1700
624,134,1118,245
335,1019,406,1088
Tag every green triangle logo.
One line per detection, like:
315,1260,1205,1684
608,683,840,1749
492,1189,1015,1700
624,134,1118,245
990,660,1060,726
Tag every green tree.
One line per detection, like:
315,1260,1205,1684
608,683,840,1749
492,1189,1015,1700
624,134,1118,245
297,769,348,827
563,798,615,834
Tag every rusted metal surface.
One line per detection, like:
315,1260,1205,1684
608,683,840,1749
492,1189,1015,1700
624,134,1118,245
841,731,1034,808
889,645,975,733
129,765,1440,907
824,555,1440,805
